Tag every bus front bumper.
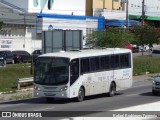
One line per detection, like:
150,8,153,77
34,90,69,98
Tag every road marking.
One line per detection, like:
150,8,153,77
125,93,139,96
0,104,24,109
34,106,55,111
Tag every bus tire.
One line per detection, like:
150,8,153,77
77,87,85,102
46,97,54,103
108,82,116,97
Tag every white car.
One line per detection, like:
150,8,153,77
152,74,160,95
138,45,149,52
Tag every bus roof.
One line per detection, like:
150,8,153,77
39,48,131,59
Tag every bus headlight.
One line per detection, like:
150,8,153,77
59,86,68,92
34,85,41,91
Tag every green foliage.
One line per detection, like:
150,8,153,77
86,26,160,48
86,31,106,47
133,56,160,75
86,28,136,48
0,21,4,29
133,25,160,47
0,63,32,92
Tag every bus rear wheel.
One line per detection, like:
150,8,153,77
108,82,116,97
77,87,85,102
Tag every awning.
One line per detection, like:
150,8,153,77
105,19,141,27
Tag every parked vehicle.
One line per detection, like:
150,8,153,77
12,50,32,63
152,74,160,95
0,50,14,64
124,43,133,50
0,58,5,67
132,46,139,53
138,45,149,52
32,49,42,63
152,49,160,57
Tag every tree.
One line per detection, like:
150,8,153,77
0,21,4,29
86,28,136,48
133,25,160,55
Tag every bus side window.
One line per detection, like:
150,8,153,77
111,55,120,69
120,53,130,68
90,57,100,72
100,56,110,70
81,58,89,74
70,59,79,85
114,55,120,69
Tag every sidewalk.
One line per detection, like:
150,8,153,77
133,73,156,82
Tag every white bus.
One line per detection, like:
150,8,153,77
34,48,133,102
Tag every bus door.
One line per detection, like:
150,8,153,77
80,58,91,96
69,58,81,98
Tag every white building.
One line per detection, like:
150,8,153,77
128,0,160,20
0,0,40,53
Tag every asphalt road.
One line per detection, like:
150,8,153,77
0,80,159,120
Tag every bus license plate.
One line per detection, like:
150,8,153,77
44,93,55,96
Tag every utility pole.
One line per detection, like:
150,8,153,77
141,0,145,26
126,0,129,28
103,0,105,9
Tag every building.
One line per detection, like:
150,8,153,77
0,0,40,53
3,0,158,53
0,0,104,53
93,0,123,10
128,0,160,28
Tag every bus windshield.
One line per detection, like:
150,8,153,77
34,57,69,85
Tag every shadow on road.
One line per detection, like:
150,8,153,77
0,93,124,105
140,92,160,97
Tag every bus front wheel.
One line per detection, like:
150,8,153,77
77,87,85,102
108,82,116,97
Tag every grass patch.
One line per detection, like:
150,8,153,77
0,63,33,92
133,56,160,75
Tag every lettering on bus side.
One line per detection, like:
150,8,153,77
87,76,91,81
123,70,130,76
98,76,106,81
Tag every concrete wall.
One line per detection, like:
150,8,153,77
0,26,41,53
